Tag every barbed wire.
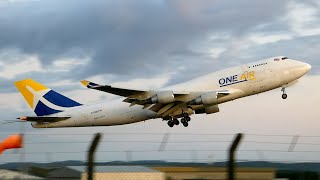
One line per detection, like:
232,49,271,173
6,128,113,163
1,132,320,137
2,149,320,155
21,140,320,145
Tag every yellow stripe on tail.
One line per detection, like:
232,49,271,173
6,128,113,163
14,79,48,109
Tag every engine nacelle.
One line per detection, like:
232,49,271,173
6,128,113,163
189,92,218,105
147,91,175,104
195,105,220,114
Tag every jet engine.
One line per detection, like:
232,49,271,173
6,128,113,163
195,105,220,114
145,91,175,104
189,92,218,105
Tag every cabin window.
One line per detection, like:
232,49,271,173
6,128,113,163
282,57,288,60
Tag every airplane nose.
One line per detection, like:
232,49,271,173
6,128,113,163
305,63,312,72
290,60,312,78
297,62,312,75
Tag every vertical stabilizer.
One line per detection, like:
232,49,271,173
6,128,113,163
15,79,82,116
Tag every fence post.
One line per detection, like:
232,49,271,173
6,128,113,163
87,133,102,180
228,133,243,180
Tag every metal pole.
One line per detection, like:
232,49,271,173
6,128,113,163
158,133,170,151
228,133,243,180
87,133,102,180
125,150,132,162
19,134,25,180
288,135,299,152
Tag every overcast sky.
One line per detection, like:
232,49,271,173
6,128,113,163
1,0,320,164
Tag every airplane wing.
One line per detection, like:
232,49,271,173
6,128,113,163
81,80,146,97
81,80,235,118
81,80,191,99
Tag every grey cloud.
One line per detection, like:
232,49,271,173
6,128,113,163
0,0,290,83
0,0,319,104
244,34,320,73
0,1,319,93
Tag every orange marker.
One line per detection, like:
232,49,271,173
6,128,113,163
0,134,23,154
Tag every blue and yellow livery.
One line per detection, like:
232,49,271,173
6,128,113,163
15,79,82,116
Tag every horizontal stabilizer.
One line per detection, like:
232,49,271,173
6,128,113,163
18,116,71,122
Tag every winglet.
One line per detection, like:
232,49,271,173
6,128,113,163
81,80,90,87
81,80,100,88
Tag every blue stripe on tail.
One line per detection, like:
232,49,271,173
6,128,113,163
34,90,82,116
43,90,82,107
34,101,62,116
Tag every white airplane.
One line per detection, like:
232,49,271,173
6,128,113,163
14,56,311,128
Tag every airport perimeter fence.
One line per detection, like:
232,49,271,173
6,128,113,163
1,132,320,164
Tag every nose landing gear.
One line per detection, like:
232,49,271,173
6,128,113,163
282,93,288,99
281,86,288,99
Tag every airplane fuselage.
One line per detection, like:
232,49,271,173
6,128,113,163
31,57,311,128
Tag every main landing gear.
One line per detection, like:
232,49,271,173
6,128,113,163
281,86,288,99
181,113,190,127
167,118,179,127
166,113,191,128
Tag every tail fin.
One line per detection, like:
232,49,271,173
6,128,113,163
15,79,82,116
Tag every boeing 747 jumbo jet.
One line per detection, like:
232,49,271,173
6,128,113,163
14,56,311,128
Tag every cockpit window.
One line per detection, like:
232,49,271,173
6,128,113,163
281,57,288,60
